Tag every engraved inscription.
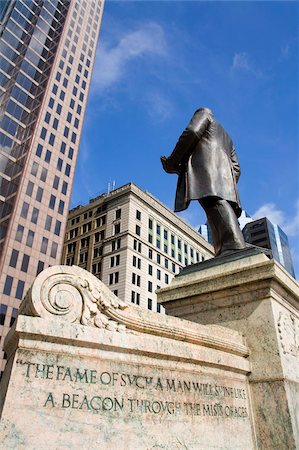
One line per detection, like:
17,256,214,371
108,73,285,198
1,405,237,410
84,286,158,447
16,360,249,420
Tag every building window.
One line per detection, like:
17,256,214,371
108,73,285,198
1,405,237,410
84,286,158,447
133,240,142,253
157,269,161,280
26,181,34,196
65,164,71,176
136,225,141,236
148,281,152,293
148,234,153,244
156,239,160,249
79,252,88,263
45,150,52,163
9,249,19,268
136,210,141,220
157,304,161,313
112,239,121,251
148,264,153,275
62,180,68,195
54,221,61,236
31,207,39,224
40,167,47,182
165,258,169,269
149,249,153,259
148,299,152,310
53,176,59,189
15,225,24,242
58,200,65,214
3,276,13,296
131,291,140,305
36,187,43,202
15,280,25,300
149,218,153,230
165,274,169,284
115,209,121,219
31,162,38,176
40,127,47,140
36,144,43,157
164,230,168,240
45,215,52,231
41,237,48,254
114,223,121,234
21,254,30,272
109,272,119,285
49,133,55,146
111,255,120,267
164,244,168,253
57,158,63,171
0,304,7,325
132,273,140,287
21,202,29,219
26,230,35,247
51,242,58,259
157,254,161,264
133,256,141,269
171,235,175,245
36,261,44,275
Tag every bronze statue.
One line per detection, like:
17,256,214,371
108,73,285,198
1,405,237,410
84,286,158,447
161,107,246,257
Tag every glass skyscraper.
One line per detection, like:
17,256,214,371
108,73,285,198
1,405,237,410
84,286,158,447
242,217,296,278
0,0,104,377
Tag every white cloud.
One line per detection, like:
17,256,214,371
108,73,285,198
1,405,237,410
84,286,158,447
146,92,175,121
93,23,167,91
253,200,299,237
232,52,262,77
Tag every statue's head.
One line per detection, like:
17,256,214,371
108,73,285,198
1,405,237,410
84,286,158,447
196,107,213,116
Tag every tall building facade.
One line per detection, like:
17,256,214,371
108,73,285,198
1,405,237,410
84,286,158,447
62,183,214,312
242,217,295,278
0,0,104,375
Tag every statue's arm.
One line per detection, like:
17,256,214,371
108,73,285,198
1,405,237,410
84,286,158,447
161,109,210,174
230,146,241,182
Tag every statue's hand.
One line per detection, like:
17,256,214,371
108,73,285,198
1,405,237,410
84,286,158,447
161,156,179,174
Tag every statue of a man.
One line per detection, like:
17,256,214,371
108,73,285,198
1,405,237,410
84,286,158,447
161,107,246,257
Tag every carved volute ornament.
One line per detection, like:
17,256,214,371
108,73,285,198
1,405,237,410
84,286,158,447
20,265,127,332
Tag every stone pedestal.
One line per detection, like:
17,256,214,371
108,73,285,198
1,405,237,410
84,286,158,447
0,265,256,450
158,252,299,450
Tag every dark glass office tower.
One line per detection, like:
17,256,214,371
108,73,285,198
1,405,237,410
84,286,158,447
243,217,295,278
0,0,104,376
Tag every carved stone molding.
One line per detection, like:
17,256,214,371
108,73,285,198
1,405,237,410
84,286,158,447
277,311,299,357
20,265,249,357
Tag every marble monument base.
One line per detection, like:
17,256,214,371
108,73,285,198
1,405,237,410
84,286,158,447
158,250,299,450
0,266,255,450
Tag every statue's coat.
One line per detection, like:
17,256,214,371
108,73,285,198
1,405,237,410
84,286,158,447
164,108,242,217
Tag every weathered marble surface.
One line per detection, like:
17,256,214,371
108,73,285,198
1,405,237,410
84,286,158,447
158,252,299,450
0,265,255,450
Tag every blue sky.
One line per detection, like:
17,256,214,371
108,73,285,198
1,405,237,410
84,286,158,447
71,1,299,275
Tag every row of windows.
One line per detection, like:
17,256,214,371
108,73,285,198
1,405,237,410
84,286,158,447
130,291,161,313
149,217,201,258
67,231,105,253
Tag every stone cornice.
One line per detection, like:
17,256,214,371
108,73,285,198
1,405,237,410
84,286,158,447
19,265,248,358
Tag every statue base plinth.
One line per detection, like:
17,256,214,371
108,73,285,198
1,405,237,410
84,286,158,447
158,252,299,450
